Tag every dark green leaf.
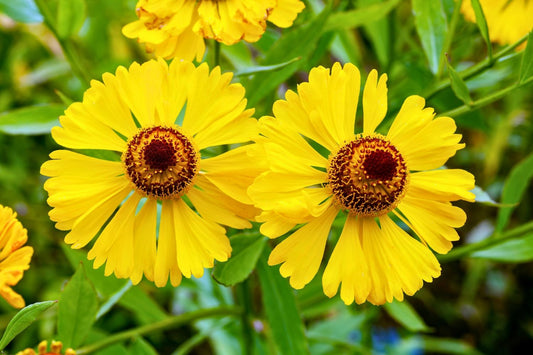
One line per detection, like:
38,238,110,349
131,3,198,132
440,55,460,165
358,0,392,67
58,263,99,348
447,61,473,105
257,249,309,354
96,281,132,320
472,233,533,263
384,300,431,332
470,0,492,59
519,31,533,84
246,4,332,107
323,0,400,32
412,0,447,74
213,233,267,286
496,152,533,232
0,301,56,350
56,0,86,38
0,0,42,23
0,104,64,135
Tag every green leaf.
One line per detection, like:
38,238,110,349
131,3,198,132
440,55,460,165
472,186,507,207
58,263,99,348
519,31,533,84
257,249,309,354
0,104,64,135
421,336,483,355
496,152,533,232
213,233,267,286
384,300,431,332
56,0,86,38
0,301,57,350
129,337,159,355
0,0,42,23
246,4,332,107
412,0,447,74
323,0,400,32
470,0,492,59
235,57,302,77
447,60,473,105
472,233,533,263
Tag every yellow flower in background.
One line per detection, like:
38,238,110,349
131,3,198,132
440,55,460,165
41,59,259,287
122,0,305,60
0,205,33,308
461,0,533,47
249,63,476,305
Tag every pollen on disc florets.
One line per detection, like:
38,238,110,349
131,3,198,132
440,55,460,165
327,134,408,217
122,126,199,199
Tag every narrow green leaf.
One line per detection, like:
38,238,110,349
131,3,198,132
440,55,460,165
235,57,302,77
323,0,400,32
421,336,483,355
359,0,392,67
0,0,42,23
129,337,158,355
412,0,447,74
58,263,99,348
470,0,492,59
496,152,533,232
213,233,267,286
257,249,309,354
247,4,332,106
384,300,431,332
472,186,508,207
447,60,473,105
0,104,64,135
0,301,57,350
96,281,132,320
56,0,86,38
519,31,533,84
472,233,533,263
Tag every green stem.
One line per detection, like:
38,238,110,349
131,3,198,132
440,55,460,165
425,32,529,99
438,220,533,263
75,306,241,354
436,0,463,79
237,279,254,355
439,76,533,117
214,41,221,68
34,0,91,87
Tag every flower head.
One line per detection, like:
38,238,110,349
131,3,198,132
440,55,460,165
0,204,33,308
461,0,532,47
41,58,259,287
249,63,476,305
122,0,305,60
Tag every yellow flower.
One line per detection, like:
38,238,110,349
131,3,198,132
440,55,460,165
122,0,305,60
461,0,532,47
249,63,476,305
41,58,259,287
16,340,75,355
0,204,33,309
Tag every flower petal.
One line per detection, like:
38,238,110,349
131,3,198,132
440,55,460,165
363,70,388,134
409,169,475,202
269,206,338,289
154,200,182,287
131,198,157,285
322,216,371,305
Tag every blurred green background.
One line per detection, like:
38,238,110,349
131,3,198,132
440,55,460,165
0,0,532,354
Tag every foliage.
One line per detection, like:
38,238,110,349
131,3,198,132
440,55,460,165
0,0,532,354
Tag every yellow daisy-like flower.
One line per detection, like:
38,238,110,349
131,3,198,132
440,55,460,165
41,58,259,287
0,204,33,308
249,63,476,305
461,0,532,47
122,0,305,60
16,340,75,355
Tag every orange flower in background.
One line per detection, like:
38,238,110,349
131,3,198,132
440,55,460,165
461,0,532,47
122,0,305,60
16,340,75,355
0,204,33,309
